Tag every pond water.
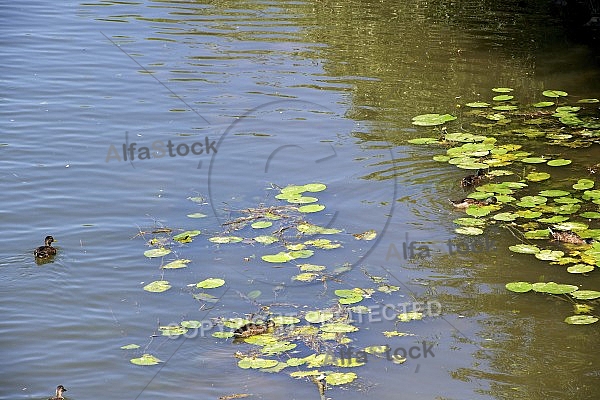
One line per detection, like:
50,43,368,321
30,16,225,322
2,0,600,399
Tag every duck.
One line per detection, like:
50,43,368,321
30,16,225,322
549,229,594,245
450,196,497,209
34,236,57,259
588,163,599,174
49,385,67,400
460,169,487,188
233,320,275,338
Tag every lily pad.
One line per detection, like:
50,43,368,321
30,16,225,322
492,94,514,101
144,248,172,258
251,221,273,229
509,244,540,254
303,183,327,192
526,172,551,182
547,159,572,167
120,344,140,350
325,372,357,386
492,87,514,93
254,235,279,244
532,282,577,294
465,102,490,108
535,250,565,261
173,230,201,243
143,280,171,293
564,315,598,325
237,357,279,369
408,137,440,145
334,289,364,305
567,264,595,274
506,282,533,293
397,312,423,322
321,322,358,333
412,113,457,126
571,290,600,300
209,236,243,244
196,278,225,289
161,259,191,269
520,157,547,164
538,190,570,197
130,354,162,366
298,204,325,213
533,101,555,108
305,310,334,324
455,226,484,235
542,90,568,98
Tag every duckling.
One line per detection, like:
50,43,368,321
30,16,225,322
587,163,599,174
460,169,487,188
49,385,67,400
34,236,57,259
450,196,497,209
233,320,275,338
549,229,594,245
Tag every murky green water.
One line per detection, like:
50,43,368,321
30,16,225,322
2,0,599,399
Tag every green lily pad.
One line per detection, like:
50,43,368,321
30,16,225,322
533,101,555,108
334,289,364,305
573,179,594,190
196,278,225,289
208,236,243,244
237,357,279,369
130,354,162,366
262,252,293,263
433,155,451,162
509,244,540,254
547,159,572,167
526,172,551,182
524,229,550,239
305,310,334,324
121,344,140,350
271,316,301,325
298,204,325,213
493,212,518,221
412,113,457,126
397,312,423,322
581,212,600,219
143,280,171,293
532,282,577,294
537,215,569,223
492,87,514,93
408,137,440,145
542,90,568,98
577,98,600,103
325,372,357,386
144,248,172,258
521,157,548,164
571,290,600,300
492,95,514,101
251,221,272,229
187,212,207,218
535,250,565,261
254,235,279,244
505,282,533,293
453,217,486,227
538,190,570,197
564,315,598,325
181,320,202,329
517,210,543,219
493,105,518,111
466,102,490,108
303,183,327,192
173,230,201,243
553,221,588,231
455,226,484,235
321,322,358,333
162,259,191,269
261,341,297,355
286,196,318,204
567,264,595,274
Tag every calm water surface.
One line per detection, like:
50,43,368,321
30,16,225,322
2,1,600,399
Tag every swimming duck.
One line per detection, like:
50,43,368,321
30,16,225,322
49,385,67,400
588,163,599,174
233,320,275,338
34,236,57,259
450,196,497,209
549,229,594,245
460,169,487,188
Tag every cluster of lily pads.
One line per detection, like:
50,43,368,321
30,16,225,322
123,183,427,393
408,88,600,324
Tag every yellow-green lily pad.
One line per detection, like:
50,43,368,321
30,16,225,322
144,248,172,258
130,354,162,366
196,278,225,289
143,280,171,293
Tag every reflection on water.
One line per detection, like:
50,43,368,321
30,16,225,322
1,0,600,398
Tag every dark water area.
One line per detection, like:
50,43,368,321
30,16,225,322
1,1,599,399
